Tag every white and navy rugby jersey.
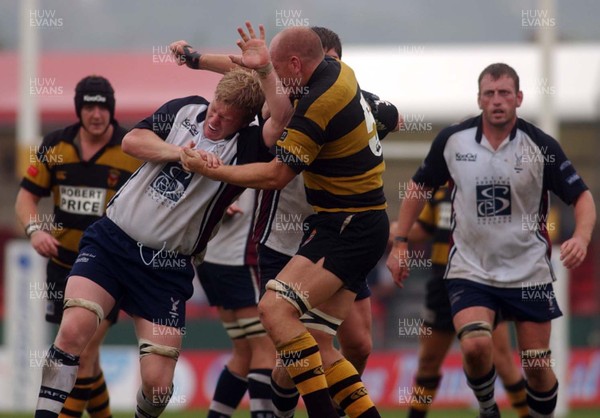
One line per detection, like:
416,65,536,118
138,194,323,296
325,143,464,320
254,176,313,257
204,188,257,266
414,115,588,288
106,96,271,257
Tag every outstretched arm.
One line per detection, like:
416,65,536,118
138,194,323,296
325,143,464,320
122,128,183,162
169,40,238,74
231,22,294,147
181,150,296,191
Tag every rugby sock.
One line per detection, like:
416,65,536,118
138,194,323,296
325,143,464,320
86,372,113,418
407,375,441,418
504,377,530,418
277,331,338,417
59,376,94,417
526,381,558,418
271,375,299,418
207,366,248,417
135,385,171,418
35,345,80,418
466,366,498,415
248,368,275,417
325,358,380,418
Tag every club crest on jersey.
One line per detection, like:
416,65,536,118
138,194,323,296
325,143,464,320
514,153,524,173
107,169,121,188
476,181,511,219
27,165,39,177
147,162,193,207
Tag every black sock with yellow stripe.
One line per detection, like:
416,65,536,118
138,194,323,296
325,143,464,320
59,376,94,418
277,332,338,418
407,375,441,418
504,378,529,418
86,372,112,418
325,358,380,418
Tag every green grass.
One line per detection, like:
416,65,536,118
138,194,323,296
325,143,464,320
3,409,600,418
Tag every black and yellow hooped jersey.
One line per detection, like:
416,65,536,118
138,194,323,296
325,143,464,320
275,58,386,213
20,122,141,267
417,186,452,269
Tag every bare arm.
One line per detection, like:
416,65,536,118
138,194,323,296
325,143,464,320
181,150,296,190
169,40,238,74
408,220,431,243
560,190,596,269
15,188,60,257
385,180,431,287
122,128,184,162
231,22,294,148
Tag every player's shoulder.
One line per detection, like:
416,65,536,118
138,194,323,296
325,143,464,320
41,122,80,149
438,115,480,140
163,95,209,109
516,117,560,148
431,115,480,151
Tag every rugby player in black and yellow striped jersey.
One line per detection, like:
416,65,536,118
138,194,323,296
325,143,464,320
182,22,386,418
16,76,141,418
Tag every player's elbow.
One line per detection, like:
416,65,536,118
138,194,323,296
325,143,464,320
121,129,143,157
265,175,288,190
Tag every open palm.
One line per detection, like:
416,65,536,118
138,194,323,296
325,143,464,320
234,21,270,70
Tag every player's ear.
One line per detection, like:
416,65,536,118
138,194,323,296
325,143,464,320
516,90,523,108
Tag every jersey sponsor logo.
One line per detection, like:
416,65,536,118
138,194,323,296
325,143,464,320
181,117,199,136
147,162,193,207
476,184,511,218
59,186,106,216
455,152,477,162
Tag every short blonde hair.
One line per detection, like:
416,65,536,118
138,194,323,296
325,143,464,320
214,68,265,122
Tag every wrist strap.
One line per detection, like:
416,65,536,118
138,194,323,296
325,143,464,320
25,222,42,238
182,45,202,70
256,62,273,78
393,236,408,244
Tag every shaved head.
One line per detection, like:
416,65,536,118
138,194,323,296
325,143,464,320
270,26,324,64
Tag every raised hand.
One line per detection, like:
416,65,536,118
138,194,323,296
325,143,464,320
230,21,270,71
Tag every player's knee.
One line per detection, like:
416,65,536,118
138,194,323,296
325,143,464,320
64,297,105,324
259,283,302,328
340,333,372,362
264,279,311,317
55,314,96,353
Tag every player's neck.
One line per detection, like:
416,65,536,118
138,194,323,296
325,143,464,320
482,120,515,150
78,124,113,161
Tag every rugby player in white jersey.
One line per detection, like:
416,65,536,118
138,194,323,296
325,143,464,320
387,63,596,418
34,66,293,418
